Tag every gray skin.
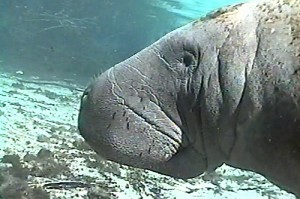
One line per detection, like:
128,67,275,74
78,0,300,197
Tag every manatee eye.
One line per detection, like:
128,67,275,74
183,51,195,67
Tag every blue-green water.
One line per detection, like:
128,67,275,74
0,0,247,83
154,0,247,22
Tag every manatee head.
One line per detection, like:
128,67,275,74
78,26,212,179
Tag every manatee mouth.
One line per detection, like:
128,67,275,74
78,68,185,167
109,67,183,145
122,103,182,148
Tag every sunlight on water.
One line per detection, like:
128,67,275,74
153,0,249,21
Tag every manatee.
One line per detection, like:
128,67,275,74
78,0,300,197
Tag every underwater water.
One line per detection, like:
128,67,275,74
153,0,244,22
0,0,298,199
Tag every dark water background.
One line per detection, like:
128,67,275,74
0,0,242,86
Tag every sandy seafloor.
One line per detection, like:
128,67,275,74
0,69,296,199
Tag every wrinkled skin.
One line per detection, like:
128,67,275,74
78,0,300,197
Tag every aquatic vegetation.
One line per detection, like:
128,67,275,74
1,154,30,179
0,174,50,199
43,90,61,100
0,154,50,199
87,185,117,199
11,82,25,89
72,139,92,151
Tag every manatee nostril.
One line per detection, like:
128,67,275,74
80,86,91,105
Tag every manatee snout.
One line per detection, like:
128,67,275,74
78,46,208,178
78,69,172,165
